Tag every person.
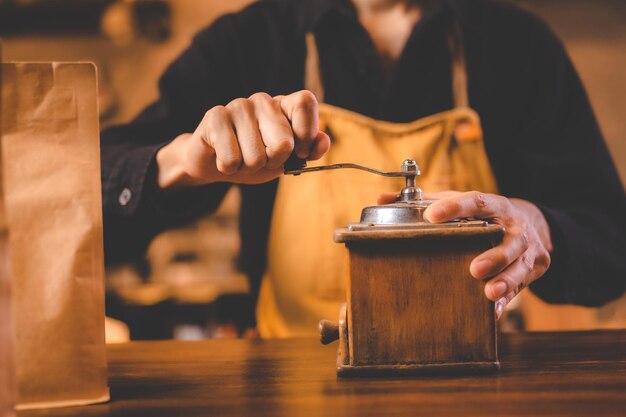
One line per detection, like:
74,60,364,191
101,0,626,337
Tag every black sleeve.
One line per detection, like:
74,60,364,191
101,14,249,265
496,16,626,306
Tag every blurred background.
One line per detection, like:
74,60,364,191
2,0,625,341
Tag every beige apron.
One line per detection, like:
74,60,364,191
257,31,499,338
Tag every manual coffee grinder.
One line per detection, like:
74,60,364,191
285,159,504,376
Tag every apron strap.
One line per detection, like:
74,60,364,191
305,32,326,103
304,19,470,109
447,21,470,109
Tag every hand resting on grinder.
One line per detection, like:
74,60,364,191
379,191,553,319
155,90,330,189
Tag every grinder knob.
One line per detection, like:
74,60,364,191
399,159,423,202
319,320,340,345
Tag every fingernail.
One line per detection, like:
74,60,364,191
425,206,446,222
490,280,508,299
471,259,493,278
456,124,471,135
495,298,506,320
296,147,310,159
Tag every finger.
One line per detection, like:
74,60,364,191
197,106,241,175
483,251,537,302
307,130,331,161
495,297,507,320
279,90,319,158
377,191,463,206
469,225,530,279
227,98,267,173
422,191,461,201
424,191,511,224
185,132,217,180
250,93,294,169
495,286,525,320
493,246,550,320
375,190,459,209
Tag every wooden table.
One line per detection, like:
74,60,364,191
18,330,626,417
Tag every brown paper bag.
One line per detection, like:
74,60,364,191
0,231,14,417
1,62,109,409
0,45,17,417
0,181,15,417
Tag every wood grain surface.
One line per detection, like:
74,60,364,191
16,330,626,417
346,237,498,368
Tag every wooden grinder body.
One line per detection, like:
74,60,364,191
333,225,504,376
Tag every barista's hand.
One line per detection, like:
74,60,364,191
156,90,330,188
378,191,553,319
427,192,553,319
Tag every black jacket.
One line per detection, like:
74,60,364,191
101,0,626,308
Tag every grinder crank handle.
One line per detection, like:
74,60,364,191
284,155,420,178
284,156,423,202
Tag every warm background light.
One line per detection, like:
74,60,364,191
2,0,624,337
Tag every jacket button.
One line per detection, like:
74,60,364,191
118,188,132,206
